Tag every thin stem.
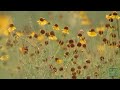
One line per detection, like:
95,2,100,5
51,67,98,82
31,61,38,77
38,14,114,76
15,32,40,51
116,19,120,39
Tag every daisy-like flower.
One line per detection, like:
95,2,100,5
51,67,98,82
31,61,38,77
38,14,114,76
87,29,97,37
8,24,16,33
96,26,105,32
80,37,86,44
77,33,82,38
96,27,104,36
80,17,91,25
19,46,28,54
0,55,9,61
52,24,60,31
0,14,12,30
62,26,69,34
37,17,48,26
49,31,57,40
79,11,87,19
55,58,63,64
49,35,57,40
37,35,44,41
30,32,35,37
112,11,120,20
106,11,120,21
106,14,113,20
97,44,105,54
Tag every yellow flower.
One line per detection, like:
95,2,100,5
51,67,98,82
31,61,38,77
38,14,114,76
96,26,105,32
56,59,63,64
37,35,44,41
80,20,91,25
19,46,28,54
79,11,87,19
62,26,69,34
30,32,35,37
96,26,105,36
8,24,16,33
106,14,112,20
0,14,12,30
53,24,60,30
80,38,86,44
2,30,9,36
87,29,97,37
0,55,9,61
37,17,48,26
49,35,57,40
97,44,105,54
106,12,120,20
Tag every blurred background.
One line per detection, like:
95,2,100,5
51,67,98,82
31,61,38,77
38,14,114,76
1,11,119,31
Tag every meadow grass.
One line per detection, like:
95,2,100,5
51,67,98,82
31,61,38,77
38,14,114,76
0,11,120,79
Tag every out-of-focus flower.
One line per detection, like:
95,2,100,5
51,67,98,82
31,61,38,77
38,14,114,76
53,24,60,31
0,55,9,61
37,35,44,41
62,26,69,34
79,11,87,19
49,31,57,40
97,44,105,54
80,18,91,25
87,29,97,37
106,11,120,21
96,26,105,32
55,58,63,64
49,35,57,40
37,17,48,26
19,46,28,54
80,37,86,44
8,24,16,33
30,32,35,37
0,14,12,30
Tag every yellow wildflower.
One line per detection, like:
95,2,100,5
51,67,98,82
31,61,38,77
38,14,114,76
49,35,57,40
0,14,12,30
0,55,9,61
49,31,57,40
96,27,105,36
19,46,28,54
106,11,120,20
30,32,35,37
37,17,48,26
62,26,69,34
106,14,112,20
81,19,91,25
80,38,86,44
37,35,44,41
56,59,63,64
2,30,9,36
79,11,87,19
8,24,16,33
96,26,105,32
53,24,60,31
97,45,105,54
87,29,97,37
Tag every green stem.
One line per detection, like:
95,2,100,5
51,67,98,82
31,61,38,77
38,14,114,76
117,19,120,39
15,32,40,51
53,45,60,58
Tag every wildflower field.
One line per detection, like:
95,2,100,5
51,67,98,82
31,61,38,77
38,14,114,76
0,11,120,79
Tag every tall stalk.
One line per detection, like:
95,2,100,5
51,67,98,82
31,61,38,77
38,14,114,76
116,19,120,39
